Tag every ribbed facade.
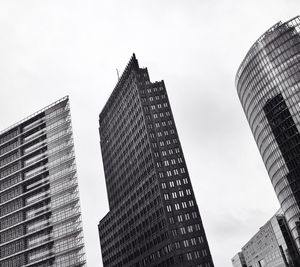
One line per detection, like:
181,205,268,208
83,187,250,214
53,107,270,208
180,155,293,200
98,54,214,267
236,16,300,253
0,97,86,267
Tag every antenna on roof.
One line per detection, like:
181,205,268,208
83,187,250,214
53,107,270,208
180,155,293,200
116,69,120,81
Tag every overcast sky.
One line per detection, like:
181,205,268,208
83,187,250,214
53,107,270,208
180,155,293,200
0,1,299,266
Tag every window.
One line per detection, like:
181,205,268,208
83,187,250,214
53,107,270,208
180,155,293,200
169,181,175,187
195,224,201,231
172,192,177,199
164,194,169,200
185,213,190,220
198,236,204,243
179,190,184,197
166,205,172,212
176,179,181,186
178,215,183,222
161,183,166,189
192,212,198,219
182,202,187,208
183,240,189,248
175,203,180,210
189,200,194,207
188,225,193,233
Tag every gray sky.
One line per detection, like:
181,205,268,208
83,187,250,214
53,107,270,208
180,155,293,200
0,1,299,266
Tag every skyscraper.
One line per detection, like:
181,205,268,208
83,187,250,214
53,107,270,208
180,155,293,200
98,54,214,267
236,16,300,253
0,96,86,267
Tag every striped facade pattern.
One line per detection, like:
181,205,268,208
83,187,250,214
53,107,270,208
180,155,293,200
0,97,85,267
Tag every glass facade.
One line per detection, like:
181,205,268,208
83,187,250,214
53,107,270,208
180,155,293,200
98,54,214,266
236,16,300,253
0,97,86,266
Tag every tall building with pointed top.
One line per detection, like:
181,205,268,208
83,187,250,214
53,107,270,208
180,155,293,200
98,54,214,267
236,16,300,255
0,97,86,267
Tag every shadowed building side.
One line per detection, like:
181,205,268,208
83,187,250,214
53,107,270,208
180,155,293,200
98,54,214,266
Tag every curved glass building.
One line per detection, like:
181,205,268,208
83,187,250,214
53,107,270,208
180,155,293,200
236,16,300,252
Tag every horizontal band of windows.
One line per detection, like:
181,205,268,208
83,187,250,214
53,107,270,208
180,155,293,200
0,108,70,150
0,213,82,248
0,196,80,233
0,164,76,198
0,148,74,185
0,181,78,219
24,243,85,267
0,119,72,162
0,234,84,263
0,137,73,175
